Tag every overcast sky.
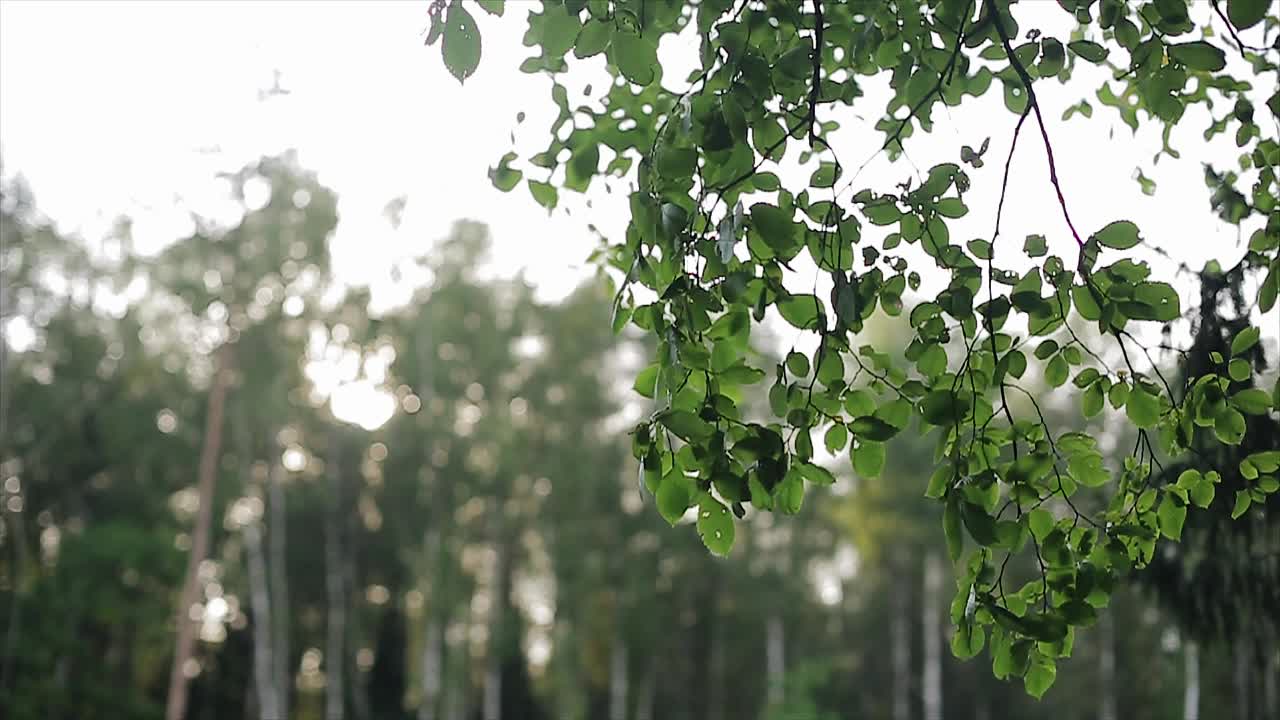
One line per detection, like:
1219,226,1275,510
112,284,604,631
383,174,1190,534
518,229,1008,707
2,1,1274,331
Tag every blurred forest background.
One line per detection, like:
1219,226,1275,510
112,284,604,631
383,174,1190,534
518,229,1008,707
1,152,1276,720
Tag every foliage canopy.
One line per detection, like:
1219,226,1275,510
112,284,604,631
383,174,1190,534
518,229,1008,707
429,0,1280,697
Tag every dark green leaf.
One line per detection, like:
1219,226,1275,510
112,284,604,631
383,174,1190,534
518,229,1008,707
1091,220,1140,249
1067,40,1108,63
850,415,900,442
1227,0,1268,29
1167,41,1227,72
611,30,657,85
443,3,482,83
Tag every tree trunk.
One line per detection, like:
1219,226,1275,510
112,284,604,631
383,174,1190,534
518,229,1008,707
269,464,290,720
1183,640,1199,720
765,613,785,709
1265,634,1277,720
922,550,943,720
634,660,654,720
245,521,280,720
0,333,23,706
165,343,232,720
708,615,724,720
418,616,442,720
891,565,911,720
1234,635,1250,720
1098,612,1116,720
1265,639,1277,720
347,540,371,720
609,630,628,720
482,537,507,720
325,435,347,720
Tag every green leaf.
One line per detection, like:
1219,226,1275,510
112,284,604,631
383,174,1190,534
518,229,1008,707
751,204,797,251
442,3,482,84
656,471,691,526
1189,477,1215,509
633,363,659,398
1168,41,1227,72
1214,407,1247,444
824,423,848,454
1023,234,1047,257
657,410,713,442
921,389,969,426
1231,490,1251,519
1227,0,1268,30
1067,40,1108,63
696,494,735,556
611,30,657,85
943,495,964,562
852,440,885,478
1045,355,1069,388
1231,327,1260,356
786,351,810,376
476,0,504,16
574,20,613,58
1082,382,1104,417
952,622,985,659
1157,494,1187,541
1024,657,1057,699
810,162,840,189
528,180,558,210
1091,220,1140,249
961,501,999,547
1028,509,1054,542
1232,388,1273,415
777,294,824,330
918,343,947,377
1228,358,1251,382
777,473,805,514
488,153,523,192
798,462,836,486
1125,386,1160,428
849,416,899,442
1038,38,1065,76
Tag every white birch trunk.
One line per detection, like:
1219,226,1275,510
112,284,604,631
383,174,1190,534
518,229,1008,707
891,570,910,720
609,633,628,720
1183,640,1199,720
482,541,506,720
245,521,280,720
1234,636,1250,720
709,615,724,720
269,465,290,720
1265,637,1277,720
418,618,442,720
325,441,346,720
165,344,232,720
922,550,944,720
1098,612,1116,720
766,613,785,708
634,660,654,720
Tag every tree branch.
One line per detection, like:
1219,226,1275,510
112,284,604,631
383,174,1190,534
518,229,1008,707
985,0,1084,250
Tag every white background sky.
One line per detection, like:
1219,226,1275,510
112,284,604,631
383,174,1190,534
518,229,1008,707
1,1,1275,336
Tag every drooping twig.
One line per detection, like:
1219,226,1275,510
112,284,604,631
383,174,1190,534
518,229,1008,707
985,0,1084,250
1209,0,1270,55
807,0,825,148
847,0,974,187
